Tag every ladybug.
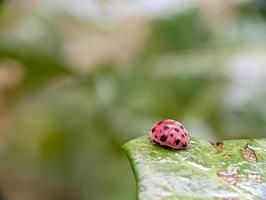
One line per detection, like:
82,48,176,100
149,119,189,149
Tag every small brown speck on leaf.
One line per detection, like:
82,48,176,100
240,146,257,162
210,141,224,151
217,169,239,185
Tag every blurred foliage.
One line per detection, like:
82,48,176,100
239,0,266,19
0,50,69,92
257,0,266,19
145,10,210,54
0,0,266,200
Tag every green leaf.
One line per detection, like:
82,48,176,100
123,136,266,200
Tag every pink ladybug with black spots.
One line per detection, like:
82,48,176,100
149,119,189,149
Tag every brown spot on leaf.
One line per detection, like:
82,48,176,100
240,146,257,162
247,172,262,184
210,141,224,151
217,169,239,185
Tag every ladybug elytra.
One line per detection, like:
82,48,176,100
149,119,189,149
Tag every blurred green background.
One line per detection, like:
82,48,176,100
1,0,266,199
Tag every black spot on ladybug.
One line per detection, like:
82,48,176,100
183,143,187,148
155,135,158,138
185,132,187,136
180,125,184,129
152,127,156,133
174,128,179,132
163,126,169,130
181,134,185,137
157,121,163,125
170,133,173,137
160,135,167,142
175,139,180,145
168,142,171,145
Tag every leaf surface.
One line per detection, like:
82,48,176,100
123,136,266,200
